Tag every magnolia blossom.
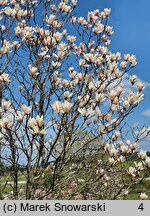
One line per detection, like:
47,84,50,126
88,11,98,23
124,54,130,61
52,101,62,113
110,104,116,112
93,23,104,34
16,111,23,122
112,131,120,141
71,16,77,24
78,108,86,117
114,131,120,138
78,16,85,24
95,107,101,118
134,162,144,171
0,39,13,56
108,145,118,157
120,61,127,69
71,0,77,7
129,143,138,152
52,61,61,69
123,190,129,197
130,75,136,84
84,53,96,63
118,155,126,163
15,26,22,37
147,127,150,133
0,73,11,82
95,93,105,103
0,118,13,129
69,71,76,79
58,42,68,51
127,166,136,177
28,115,45,135
28,65,39,76
67,35,76,43
2,100,11,111
145,156,150,168
103,174,110,182
31,125,46,135
44,36,56,47
108,90,116,100
59,2,72,13
88,81,95,91
138,150,147,160
129,55,137,67
126,92,144,105
98,124,105,133
139,193,148,200
61,100,73,113
1,25,6,32
46,15,56,25
105,26,113,35
36,115,44,127
120,145,128,154
53,32,63,42
104,113,112,122
0,0,8,5
2,5,27,19
77,73,83,81
104,8,111,16
136,82,145,92
64,91,72,99
21,104,32,115
0,132,4,142
52,100,73,114
108,157,115,165
50,4,56,11
61,80,69,88
123,100,130,109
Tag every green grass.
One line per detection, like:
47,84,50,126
125,180,150,200
0,183,25,197
0,173,26,198
0,174,26,183
0,161,149,200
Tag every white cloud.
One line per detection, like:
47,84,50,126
145,81,150,88
142,109,150,117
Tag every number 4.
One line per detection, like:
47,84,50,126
138,203,144,211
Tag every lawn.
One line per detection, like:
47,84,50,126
0,161,149,200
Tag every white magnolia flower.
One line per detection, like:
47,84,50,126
127,166,136,177
21,104,32,115
145,156,150,168
61,100,73,113
2,100,11,111
98,124,105,133
108,145,118,157
78,108,86,117
138,150,147,160
108,157,115,165
0,118,13,129
134,162,144,171
0,73,11,82
52,101,62,113
139,193,148,200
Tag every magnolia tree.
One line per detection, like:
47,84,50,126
0,0,150,200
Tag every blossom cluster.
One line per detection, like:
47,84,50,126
28,115,46,135
52,100,73,114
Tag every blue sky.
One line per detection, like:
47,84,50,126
76,0,150,148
